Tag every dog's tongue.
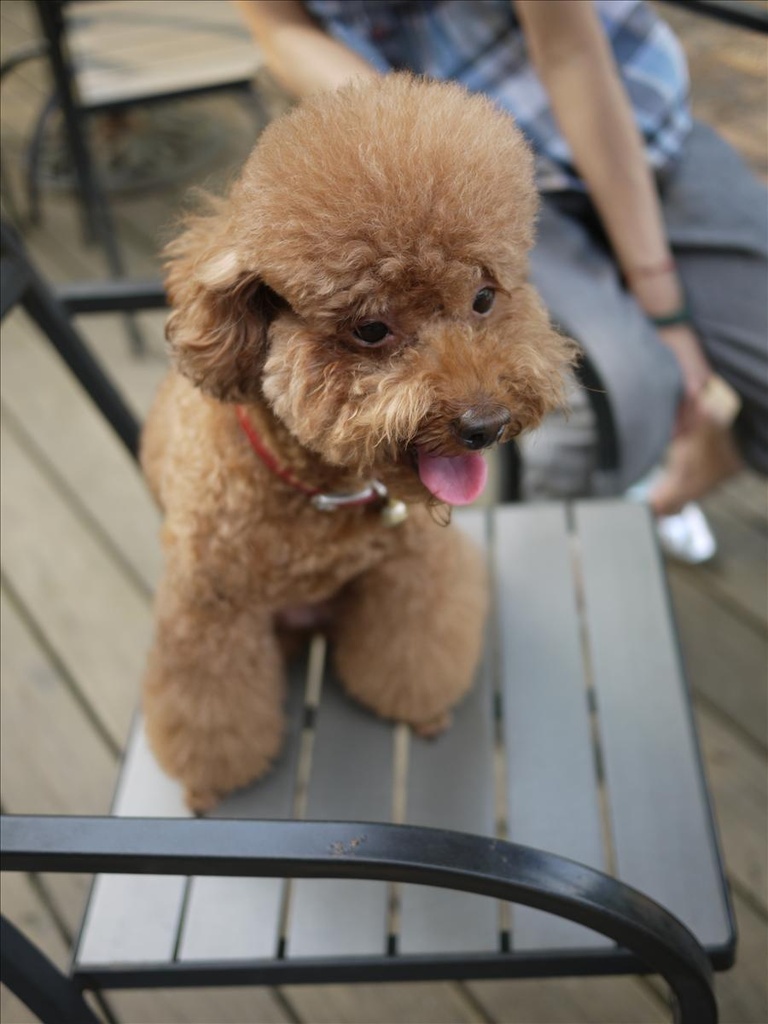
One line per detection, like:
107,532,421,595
417,450,488,506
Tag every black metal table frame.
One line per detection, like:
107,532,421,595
1,814,731,1024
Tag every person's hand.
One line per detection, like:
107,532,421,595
649,323,744,516
656,322,714,437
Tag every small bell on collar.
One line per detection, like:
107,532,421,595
380,496,408,527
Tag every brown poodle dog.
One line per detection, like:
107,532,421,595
141,74,574,811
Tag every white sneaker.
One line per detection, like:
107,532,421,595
655,502,717,564
625,471,717,565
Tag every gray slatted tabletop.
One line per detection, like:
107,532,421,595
73,501,733,981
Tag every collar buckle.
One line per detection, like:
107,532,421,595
310,480,388,512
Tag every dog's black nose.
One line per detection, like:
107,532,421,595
454,409,511,450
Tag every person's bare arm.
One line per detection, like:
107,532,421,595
234,0,378,98
515,0,712,422
515,0,680,313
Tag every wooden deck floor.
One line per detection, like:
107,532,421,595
1,2,766,1022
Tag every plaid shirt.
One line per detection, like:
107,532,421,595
304,0,691,191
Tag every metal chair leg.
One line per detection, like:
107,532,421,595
32,1,145,355
0,916,101,1024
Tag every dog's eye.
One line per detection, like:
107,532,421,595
352,321,391,345
472,287,496,315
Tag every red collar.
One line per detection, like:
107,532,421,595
236,405,320,497
235,405,391,512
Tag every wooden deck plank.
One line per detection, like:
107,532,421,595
0,0,40,39
696,704,767,911
0,585,116,964
0,590,116,815
8,205,114,283
282,982,484,1024
0,420,152,749
1,308,162,592
690,501,768,627
711,891,768,1024
27,197,163,282
0,0,48,109
74,311,170,420
669,569,767,747
646,889,768,1024
0,8,50,114
715,470,768,525
105,988,294,1024
466,975,668,1024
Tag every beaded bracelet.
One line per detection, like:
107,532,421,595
650,305,692,328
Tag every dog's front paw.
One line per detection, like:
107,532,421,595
411,710,453,740
185,785,221,815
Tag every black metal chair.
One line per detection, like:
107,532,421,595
21,2,264,266
1,2,267,360
0,221,737,1023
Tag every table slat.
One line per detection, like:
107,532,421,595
286,681,394,958
495,504,609,952
75,722,188,966
399,509,499,954
177,672,306,961
575,501,732,949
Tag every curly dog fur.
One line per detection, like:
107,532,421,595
141,75,575,811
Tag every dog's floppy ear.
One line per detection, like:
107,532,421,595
163,203,282,402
